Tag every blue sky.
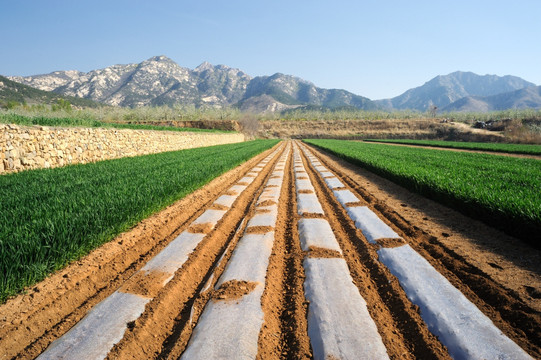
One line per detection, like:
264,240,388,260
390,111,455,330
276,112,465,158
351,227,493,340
1,0,539,99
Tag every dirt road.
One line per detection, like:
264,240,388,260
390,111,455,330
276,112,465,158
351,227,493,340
1,140,539,359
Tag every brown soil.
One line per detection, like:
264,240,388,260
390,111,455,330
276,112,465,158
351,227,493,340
119,271,172,298
297,189,314,194
344,201,365,207
366,140,541,159
375,238,407,248
245,226,274,234
2,139,539,359
299,212,326,219
306,247,343,259
255,209,272,214
209,203,229,211
187,222,214,234
258,200,277,207
259,118,504,142
258,147,312,359
212,280,258,301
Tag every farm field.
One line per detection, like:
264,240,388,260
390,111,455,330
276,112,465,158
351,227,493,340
0,139,278,302
0,113,233,133
305,139,541,246
0,140,539,359
364,138,541,155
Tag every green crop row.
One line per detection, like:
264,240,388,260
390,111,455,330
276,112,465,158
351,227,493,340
0,113,233,133
364,139,541,155
0,139,279,302
305,139,541,247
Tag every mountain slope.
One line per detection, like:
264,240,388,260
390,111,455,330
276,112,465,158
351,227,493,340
9,56,376,110
443,85,541,112
376,71,536,111
0,75,101,108
9,59,538,112
239,73,376,110
11,56,200,107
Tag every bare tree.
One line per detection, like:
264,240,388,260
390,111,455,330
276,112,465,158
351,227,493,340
238,113,260,139
429,105,438,118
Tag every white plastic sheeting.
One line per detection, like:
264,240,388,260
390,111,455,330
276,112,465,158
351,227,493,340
295,178,314,191
260,187,281,200
246,212,278,228
228,184,248,195
37,292,150,360
333,189,361,206
214,194,238,208
238,176,256,184
324,177,344,189
346,206,400,244
319,171,334,178
298,218,342,253
191,209,228,226
181,147,290,359
141,232,206,275
294,153,325,215
297,193,325,215
378,245,533,360
304,258,389,360
293,144,389,360
180,289,264,360
216,232,275,287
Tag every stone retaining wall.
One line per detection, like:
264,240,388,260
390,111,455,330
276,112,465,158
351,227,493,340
0,124,245,174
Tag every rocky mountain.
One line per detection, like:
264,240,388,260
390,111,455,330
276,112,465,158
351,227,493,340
442,85,541,112
376,71,536,111
8,56,249,108
239,73,376,111
0,75,100,108
9,59,538,113
9,56,376,111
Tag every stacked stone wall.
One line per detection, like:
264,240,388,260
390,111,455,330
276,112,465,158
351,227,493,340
0,124,245,173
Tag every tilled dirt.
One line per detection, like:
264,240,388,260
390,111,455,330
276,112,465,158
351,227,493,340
1,140,539,360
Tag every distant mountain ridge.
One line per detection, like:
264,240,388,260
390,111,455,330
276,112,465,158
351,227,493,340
8,56,375,111
7,57,538,112
0,75,100,108
9,56,250,108
442,85,541,112
240,73,376,110
376,71,536,111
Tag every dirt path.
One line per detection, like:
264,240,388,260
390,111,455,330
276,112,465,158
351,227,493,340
365,140,541,159
1,140,539,359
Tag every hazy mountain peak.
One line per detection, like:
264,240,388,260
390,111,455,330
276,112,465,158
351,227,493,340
146,55,174,63
443,85,541,112
377,71,535,111
194,61,214,72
